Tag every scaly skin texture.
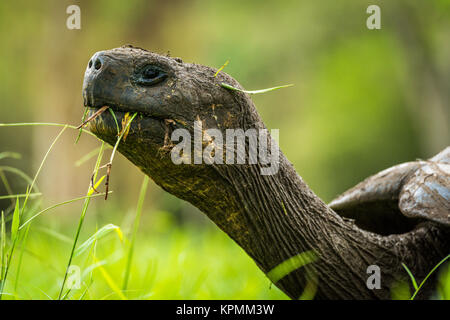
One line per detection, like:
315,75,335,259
82,46,449,299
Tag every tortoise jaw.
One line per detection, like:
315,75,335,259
91,105,166,121
84,104,168,153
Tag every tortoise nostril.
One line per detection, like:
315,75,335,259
88,59,93,68
94,58,102,70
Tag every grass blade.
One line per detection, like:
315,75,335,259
20,126,68,220
76,106,109,129
0,169,15,207
298,273,318,300
99,112,137,200
0,126,67,299
221,82,293,95
19,192,107,230
0,211,5,281
267,250,316,284
0,167,40,196
58,141,106,299
75,108,90,144
410,254,450,300
0,193,41,200
122,176,149,292
108,109,120,135
214,60,229,77
75,147,111,167
10,198,20,242
108,112,137,163
13,222,31,297
0,152,21,161
0,122,99,139
74,224,123,258
401,263,418,291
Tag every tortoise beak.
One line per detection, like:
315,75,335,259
82,51,104,107
82,51,122,109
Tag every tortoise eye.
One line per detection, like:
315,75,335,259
137,65,167,86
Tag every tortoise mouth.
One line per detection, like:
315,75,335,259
85,101,166,121
84,103,167,144
82,82,169,122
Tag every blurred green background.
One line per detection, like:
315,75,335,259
0,0,448,299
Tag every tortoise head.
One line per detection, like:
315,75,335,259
82,45,269,210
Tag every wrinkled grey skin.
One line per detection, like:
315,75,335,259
82,46,449,300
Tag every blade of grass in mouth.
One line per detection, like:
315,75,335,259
76,106,109,129
221,82,293,94
75,108,90,143
91,112,138,200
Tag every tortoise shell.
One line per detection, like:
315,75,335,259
329,147,449,234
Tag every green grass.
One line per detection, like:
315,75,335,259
402,255,450,300
0,122,287,300
0,122,448,300
57,140,107,299
221,82,294,95
2,211,287,300
122,175,149,293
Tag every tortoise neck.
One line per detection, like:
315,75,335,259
192,142,364,298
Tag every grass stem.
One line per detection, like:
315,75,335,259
122,176,149,292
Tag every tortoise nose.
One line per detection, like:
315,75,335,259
83,52,108,106
88,54,104,71
84,52,107,83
